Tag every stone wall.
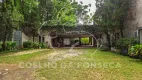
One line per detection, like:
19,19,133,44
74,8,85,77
123,0,142,37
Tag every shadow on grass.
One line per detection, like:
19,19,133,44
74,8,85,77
129,59,142,64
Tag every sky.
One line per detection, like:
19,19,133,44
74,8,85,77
75,0,96,24
76,0,96,16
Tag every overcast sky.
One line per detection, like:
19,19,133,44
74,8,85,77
75,0,96,24
76,0,96,15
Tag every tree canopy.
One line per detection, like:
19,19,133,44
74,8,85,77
0,0,24,50
94,0,132,47
0,0,91,50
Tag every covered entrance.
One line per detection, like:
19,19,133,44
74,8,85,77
51,31,95,47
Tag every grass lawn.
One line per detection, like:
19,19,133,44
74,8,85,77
0,48,142,80
37,49,142,80
0,49,52,64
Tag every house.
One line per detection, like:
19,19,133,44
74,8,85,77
38,26,97,48
98,0,142,45
13,25,98,48
13,31,39,48
122,0,142,43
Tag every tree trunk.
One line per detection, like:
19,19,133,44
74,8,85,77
120,28,124,38
33,35,35,43
105,32,111,48
120,21,124,38
2,31,7,51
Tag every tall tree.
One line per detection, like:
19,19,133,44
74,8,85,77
39,0,91,27
39,0,77,27
94,0,132,47
21,0,40,42
0,0,23,50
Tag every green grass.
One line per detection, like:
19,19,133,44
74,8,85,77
0,48,142,80
37,49,142,80
0,48,34,56
0,50,51,64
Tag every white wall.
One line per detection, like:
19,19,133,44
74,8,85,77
22,33,39,43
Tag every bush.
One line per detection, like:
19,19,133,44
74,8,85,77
33,42,40,49
23,41,33,48
116,38,139,55
128,45,142,59
116,38,139,49
0,41,17,52
23,41,47,49
6,41,17,51
39,42,47,48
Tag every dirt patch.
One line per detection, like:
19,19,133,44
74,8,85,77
0,49,85,80
0,64,37,80
47,49,84,62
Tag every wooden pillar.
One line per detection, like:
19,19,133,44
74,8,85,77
92,37,94,46
79,37,81,46
89,37,92,45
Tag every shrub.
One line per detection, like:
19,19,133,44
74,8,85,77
128,45,142,59
33,42,40,49
116,38,139,55
39,42,47,48
0,41,17,52
23,41,33,48
6,41,17,51
116,38,139,49
23,41,47,49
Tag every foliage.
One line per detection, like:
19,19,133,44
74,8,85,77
94,0,132,47
39,42,47,49
23,41,47,49
116,38,139,49
0,0,91,51
33,42,47,49
128,44,142,60
0,41,16,52
73,1,92,25
128,45,142,58
21,0,40,41
95,0,132,35
32,42,40,49
39,0,77,27
6,41,17,51
81,38,90,45
39,0,91,27
0,42,2,51
23,41,33,49
0,0,24,50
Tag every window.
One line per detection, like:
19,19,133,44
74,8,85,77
39,36,41,42
134,30,138,38
42,37,45,42
39,36,45,42
115,33,120,40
